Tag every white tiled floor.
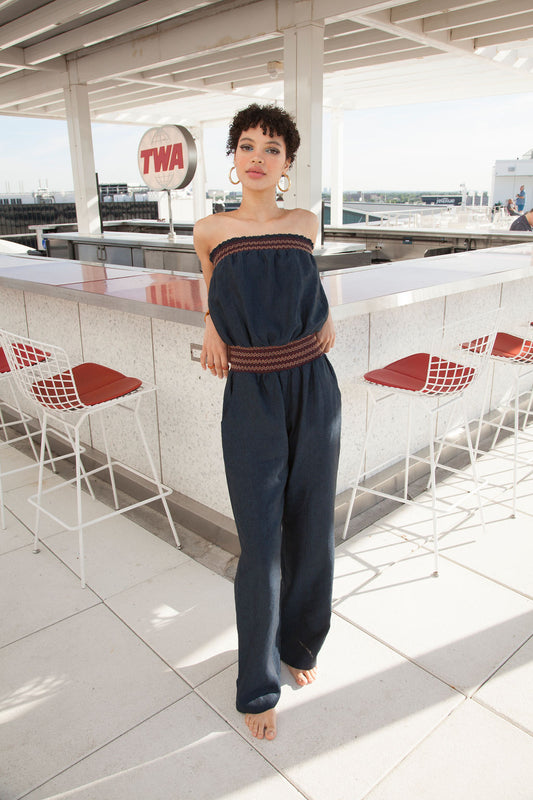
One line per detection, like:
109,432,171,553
1,438,532,800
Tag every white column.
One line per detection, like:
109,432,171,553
191,123,207,221
283,21,324,228
64,70,101,235
330,109,344,228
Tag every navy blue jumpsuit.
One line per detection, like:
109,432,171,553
208,233,341,714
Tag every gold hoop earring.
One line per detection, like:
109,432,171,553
277,172,291,193
229,166,240,185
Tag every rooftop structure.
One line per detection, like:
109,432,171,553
3,1,533,231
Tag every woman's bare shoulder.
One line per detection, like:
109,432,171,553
285,208,319,243
193,211,240,249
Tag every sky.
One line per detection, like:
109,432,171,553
2,91,533,195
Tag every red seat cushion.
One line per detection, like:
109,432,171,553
0,343,48,373
32,362,142,410
0,347,8,374
364,352,475,394
491,332,533,362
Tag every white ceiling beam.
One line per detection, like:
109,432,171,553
391,0,490,25
0,66,22,79
91,89,199,115
423,0,533,33
324,29,397,52
23,0,217,65
350,8,476,55
120,72,233,94
474,26,533,47
0,70,66,109
0,0,123,51
0,45,23,66
16,96,66,114
0,109,65,120
310,0,415,21
451,12,533,41
88,82,170,102
228,43,437,89
74,1,279,83
158,45,283,82
140,37,283,81
89,87,181,110
325,19,366,37
203,65,272,86
166,50,284,84
324,44,435,70
222,74,281,90
16,80,119,111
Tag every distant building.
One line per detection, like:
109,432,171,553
491,151,533,208
420,195,462,206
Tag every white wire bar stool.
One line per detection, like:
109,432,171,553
342,309,499,576
466,328,533,518
0,343,61,530
0,329,181,587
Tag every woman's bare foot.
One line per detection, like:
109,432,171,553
287,665,318,686
244,708,277,740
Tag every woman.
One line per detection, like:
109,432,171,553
193,104,341,741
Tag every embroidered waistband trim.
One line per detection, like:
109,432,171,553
228,334,323,374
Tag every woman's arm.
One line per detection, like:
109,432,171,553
193,219,230,379
297,209,336,352
316,309,336,353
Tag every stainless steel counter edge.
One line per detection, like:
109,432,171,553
0,270,206,327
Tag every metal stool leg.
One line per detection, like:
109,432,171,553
133,398,181,550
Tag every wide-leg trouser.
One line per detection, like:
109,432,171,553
221,356,341,714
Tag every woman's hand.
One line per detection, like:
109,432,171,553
201,316,229,379
316,310,336,353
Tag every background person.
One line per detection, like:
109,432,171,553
510,207,533,231
506,197,519,216
516,185,526,213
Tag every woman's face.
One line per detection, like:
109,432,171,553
233,125,290,189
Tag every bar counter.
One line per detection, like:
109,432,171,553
1,244,533,551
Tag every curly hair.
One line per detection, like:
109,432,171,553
226,104,300,165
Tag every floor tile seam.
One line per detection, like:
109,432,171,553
3,501,41,537
358,696,469,800
0,600,102,653
436,547,533,601
99,557,198,604
14,525,192,602
330,607,468,697
471,695,533,739
332,604,531,701
381,517,533,600
472,628,533,695
191,684,312,800
23,536,108,600
15,694,197,800
98,596,227,693
0,538,36,557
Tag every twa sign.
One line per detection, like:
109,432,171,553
138,125,197,190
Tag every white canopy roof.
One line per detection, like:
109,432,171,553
2,0,533,127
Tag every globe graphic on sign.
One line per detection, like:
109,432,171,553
138,124,196,190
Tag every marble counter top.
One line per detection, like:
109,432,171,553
1,243,532,326
323,243,533,319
